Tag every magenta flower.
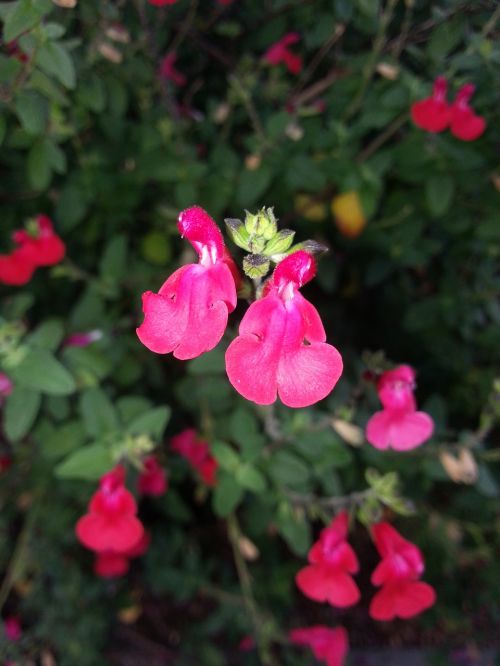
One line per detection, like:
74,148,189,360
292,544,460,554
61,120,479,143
295,512,360,608
0,373,13,397
137,206,237,360
449,83,486,141
64,330,103,347
369,522,436,621
138,455,168,497
365,365,434,451
225,250,342,408
4,616,22,642
289,625,348,666
264,33,303,75
159,52,186,86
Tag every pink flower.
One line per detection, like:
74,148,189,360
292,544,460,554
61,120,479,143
138,455,168,496
449,83,486,141
159,52,186,86
264,33,303,75
4,616,22,641
64,330,103,347
137,206,237,360
0,373,13,397
238,635,255,651
76,465,144,553
289,626,348,666
171,428,218,486
225,250,343,408
411,76,451,133
369,522,436,621
295,512,360,608
365,365,434,451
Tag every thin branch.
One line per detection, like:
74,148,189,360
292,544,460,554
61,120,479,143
356,111,409,163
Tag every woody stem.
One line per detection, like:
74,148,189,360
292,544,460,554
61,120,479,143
227,513,276,666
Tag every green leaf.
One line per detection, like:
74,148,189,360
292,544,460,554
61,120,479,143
3,387,41,441
62,346,112,381
188,348,225,375
212,441,240,471
36,40,76,89
79,388,119,437
0,54,22,83
55,443,114,481
236,464,267,493
425,174,455,217
0,115,6,146
99,235,127,281
212,474,244,517
268,451,311,487
3,0,52,43
27,138,52,190
116,396,152,424
38,420,85,460
14,90,48,134
236,164,272,207
126,406,171,439
276,511,311,556
26,319,64,351
11,349,75,395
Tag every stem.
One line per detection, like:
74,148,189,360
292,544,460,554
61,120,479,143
286,488,375,511
344,0,399,120
229,74,268,149
0,503,38,613
227,514,276,666
356,111,409,163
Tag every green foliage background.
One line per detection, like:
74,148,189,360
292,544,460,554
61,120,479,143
0,0,499,664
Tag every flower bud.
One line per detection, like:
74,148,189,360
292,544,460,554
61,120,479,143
225,218,250,251
244,208,277,240
262,229,295,256
242,254,270,279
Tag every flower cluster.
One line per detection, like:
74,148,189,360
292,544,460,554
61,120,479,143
0,215,65,286
76,459,167,578
295,512,435,640
365,365,434,451
137,206,343,408
171,428,218,486
411,76,486,141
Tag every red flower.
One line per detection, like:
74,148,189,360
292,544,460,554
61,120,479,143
159,52,186,86
411,76,451,133
4,616,22,641
148,0,178,5
13,215,66,267
289,625,348,666
138,455,168,497
365,365,434,451
94,551,130,578
94,531,151,578
76,465,144,553
226,250,343,408
0,215,65,286
369,522,436,621
171,428,218,486
449,83,486,141
137,206,237,360
295,512,360,608
264,33,303,75
0,246,36,286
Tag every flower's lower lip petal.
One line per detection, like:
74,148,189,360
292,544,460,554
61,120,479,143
225,333,279,405
277,343,343,408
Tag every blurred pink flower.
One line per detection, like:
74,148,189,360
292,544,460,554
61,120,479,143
264,33,302,75
159,52,186,86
